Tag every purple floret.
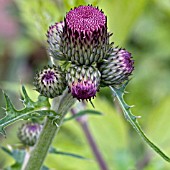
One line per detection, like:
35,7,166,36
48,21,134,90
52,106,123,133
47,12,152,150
66,6,106,33
71,80,97,100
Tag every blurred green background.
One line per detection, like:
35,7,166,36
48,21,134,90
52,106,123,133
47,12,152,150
0,0,170,169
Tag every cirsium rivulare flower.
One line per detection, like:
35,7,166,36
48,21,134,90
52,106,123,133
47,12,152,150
66,65,101,100
98,48,134,86
47,22,64,60
47,5,111,65
34,65,66,98
17,122,42,146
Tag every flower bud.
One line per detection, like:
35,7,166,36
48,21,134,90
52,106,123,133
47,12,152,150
17,122,42,146
99,48,134,86
66,65,101,100
47,22,64,60
34,65,66,98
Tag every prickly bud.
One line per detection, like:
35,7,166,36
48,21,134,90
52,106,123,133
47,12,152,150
66,65,101,100
99,48,134,86
47,22,64,60
34,65,66,98
60,5,110,65
17,122,42,146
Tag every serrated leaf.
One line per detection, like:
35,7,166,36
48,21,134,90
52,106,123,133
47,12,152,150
49,147,88,160
21,86,34,107
110,82,170,162
0,86,55,136
64,109,103,122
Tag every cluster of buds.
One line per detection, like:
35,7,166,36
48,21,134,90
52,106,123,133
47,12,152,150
34,5,134,101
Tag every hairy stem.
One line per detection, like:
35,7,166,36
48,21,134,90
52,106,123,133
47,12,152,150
24,90,75,170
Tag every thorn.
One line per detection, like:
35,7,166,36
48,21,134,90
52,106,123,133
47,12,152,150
7,144,13,151
19,99,24,103
124,91,129,94
0,128,6,137
136,115,141,119
130,105,135,108
54,122,59,127
1,107,6,111
89,100,95,108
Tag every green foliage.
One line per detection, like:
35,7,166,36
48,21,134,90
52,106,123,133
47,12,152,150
64,109,103,122
0,86,55,136
1,146,25,170
45,97,130,170
15,0,62,41
15,0,100,42
98,0,148,45
1,146,87,170
49,147,88,160
110,82,170,163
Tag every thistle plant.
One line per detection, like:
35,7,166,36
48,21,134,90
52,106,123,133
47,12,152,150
0,4,170,170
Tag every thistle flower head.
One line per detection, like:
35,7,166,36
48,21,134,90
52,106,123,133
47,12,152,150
65,5,106,33
58,5,109,65
47,22,64,60
66,65,101,100
34,65,66,98
99,48,134,86
17,122,42,146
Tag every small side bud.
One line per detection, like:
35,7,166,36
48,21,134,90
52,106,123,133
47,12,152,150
17,122,42,146
34,65,66,98
47,22,65,60
99,48,134,86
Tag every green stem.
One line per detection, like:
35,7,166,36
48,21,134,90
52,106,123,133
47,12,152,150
24,90,76,170
110,85,170,162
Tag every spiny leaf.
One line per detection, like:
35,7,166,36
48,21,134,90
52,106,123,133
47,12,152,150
110,83,170,162
0,86,54,136
49,147,89,160
64,109,103,122
3,91,16,113
21,85,34,107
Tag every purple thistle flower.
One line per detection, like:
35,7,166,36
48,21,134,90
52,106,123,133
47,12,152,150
65,5,106,33
47,5,111,65
34,65,66,98
98,48,134,86
17,122,42,146
66,65,101,100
